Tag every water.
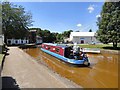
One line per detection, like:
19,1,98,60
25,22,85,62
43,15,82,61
24,48,118,88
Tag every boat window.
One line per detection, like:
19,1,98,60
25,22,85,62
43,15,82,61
55,48,60,53
15,40,18,44
48,46,50,50
64,47,73,58
8,40,11,44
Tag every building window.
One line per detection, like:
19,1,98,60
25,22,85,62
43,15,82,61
8,40,11,44
80,38,84,44
80,38,84,40
15,40,18,44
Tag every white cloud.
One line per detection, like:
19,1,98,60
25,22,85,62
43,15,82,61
96,14,101,18
88,5,95,13
77,23,82,27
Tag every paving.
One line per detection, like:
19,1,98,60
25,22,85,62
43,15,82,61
1,47,81,88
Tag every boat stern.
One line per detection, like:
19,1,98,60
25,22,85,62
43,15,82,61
67,57,90,66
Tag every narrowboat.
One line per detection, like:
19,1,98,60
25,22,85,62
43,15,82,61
41,43,90,66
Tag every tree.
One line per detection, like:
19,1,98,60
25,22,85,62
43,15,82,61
56,33,64,43
29,28,73,43
30,28,58,43
62,30,73,38
89,29,92,32
75,30,79,32
96,2,120,48
2,2,33,43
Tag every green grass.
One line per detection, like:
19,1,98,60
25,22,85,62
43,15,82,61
78,44,112,48
0,54,4,64
69,44,120,50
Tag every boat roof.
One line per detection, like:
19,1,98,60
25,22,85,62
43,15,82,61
43,43,71,48
43,43,57,46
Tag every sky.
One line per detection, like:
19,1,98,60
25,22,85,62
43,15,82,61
13,2,104,33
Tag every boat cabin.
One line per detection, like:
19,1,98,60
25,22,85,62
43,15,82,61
41,43,84,60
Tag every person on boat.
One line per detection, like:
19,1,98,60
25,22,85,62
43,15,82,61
73,43,80,54
79,51,84,59
80,48,83,52
79,51,88,60
73,43,80,60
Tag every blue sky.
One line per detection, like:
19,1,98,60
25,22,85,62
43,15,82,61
13,2,104,33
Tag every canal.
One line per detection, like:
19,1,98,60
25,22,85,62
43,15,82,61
24,48,118,88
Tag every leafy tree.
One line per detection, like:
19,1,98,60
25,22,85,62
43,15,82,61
56,33,64,43
96,2,120,48
29,28,42,34
30,28,58,43
62,30,73,38
29,28,73,43
48,33,56,43
2,2,33,43
42,30,51,42
89,29,92,32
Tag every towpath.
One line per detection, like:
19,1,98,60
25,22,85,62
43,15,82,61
1,47,80,88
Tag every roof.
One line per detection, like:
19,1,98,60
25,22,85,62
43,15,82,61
36,35,42,38
29,30,37,32
43,43,71,48
57,44,71,48
70,32,95,37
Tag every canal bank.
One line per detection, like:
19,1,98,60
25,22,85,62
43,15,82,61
0,54,5,76
25,48,118,88
1,47,81,88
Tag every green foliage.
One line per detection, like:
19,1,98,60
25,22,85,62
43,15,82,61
30,28,57,43
0,54,4,64
96,2,120,48
77,44,112,48
56,33,64,42
29,28,73,43
2,2,33,43
62,30,73,38
56,30,73,43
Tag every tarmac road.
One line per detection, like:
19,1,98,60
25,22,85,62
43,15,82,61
1,47,81,88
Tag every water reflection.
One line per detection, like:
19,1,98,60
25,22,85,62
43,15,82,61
25,48,118,88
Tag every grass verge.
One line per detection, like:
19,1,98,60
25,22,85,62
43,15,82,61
0,54,4,65
69,44,120,50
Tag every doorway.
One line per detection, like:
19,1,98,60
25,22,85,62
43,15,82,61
81,40,84,44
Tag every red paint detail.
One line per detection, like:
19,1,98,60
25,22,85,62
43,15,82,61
41,43,64,56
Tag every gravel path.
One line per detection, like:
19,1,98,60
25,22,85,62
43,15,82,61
1,47,81,88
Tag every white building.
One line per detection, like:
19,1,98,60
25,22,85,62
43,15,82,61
64,38,70,43
36,36,42,44
7,39,29,45
0,35,4,53
70,32,100,44
0,35,4,45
